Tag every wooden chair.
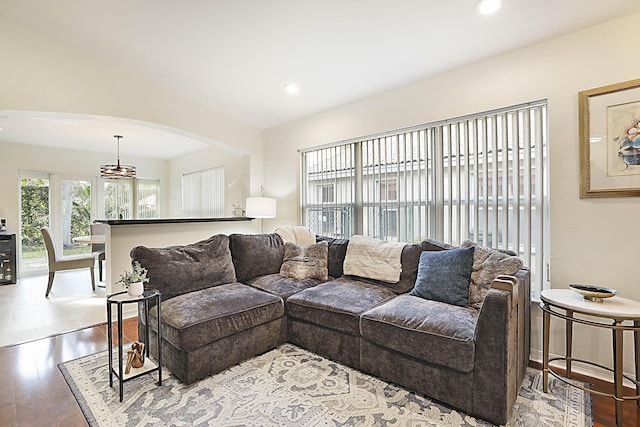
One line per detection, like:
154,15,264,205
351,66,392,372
41,227,95,297
90,223,106,281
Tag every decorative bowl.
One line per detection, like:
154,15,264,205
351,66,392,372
569,284,617,302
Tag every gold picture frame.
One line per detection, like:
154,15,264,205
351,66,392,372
580,78,640,198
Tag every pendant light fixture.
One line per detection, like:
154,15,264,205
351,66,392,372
100,135,136,179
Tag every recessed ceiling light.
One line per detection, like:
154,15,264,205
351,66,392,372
475,0,501,15
284,83,300,95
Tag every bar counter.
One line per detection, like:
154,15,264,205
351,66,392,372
101,217,256,294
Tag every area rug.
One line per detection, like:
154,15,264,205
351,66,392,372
59,344,592,427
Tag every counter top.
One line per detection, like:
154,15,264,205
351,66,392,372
95,217,253,226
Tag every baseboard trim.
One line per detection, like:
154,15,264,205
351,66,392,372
529,348,638,390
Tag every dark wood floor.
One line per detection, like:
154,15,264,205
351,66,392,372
0,320,638,427
528,361,640,427
0,318,139,427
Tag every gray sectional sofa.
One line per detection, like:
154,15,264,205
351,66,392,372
131,232,530,425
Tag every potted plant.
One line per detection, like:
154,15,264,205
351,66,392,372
116,260,149,296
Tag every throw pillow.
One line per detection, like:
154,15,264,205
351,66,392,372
410,246,475,307
229,233,284,283
315,235,349,278
461,240,523,308
280,241,328,281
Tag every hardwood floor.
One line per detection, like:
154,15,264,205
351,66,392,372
530,362,640,427
0,321,638,426
0,317,138,427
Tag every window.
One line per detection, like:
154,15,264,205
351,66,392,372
301,101,549,295
136,179,160,219
379,179,397,202
182,166,224,217
320,185,335,203
104,180,132,220
103,178,160,220
301,145,355,238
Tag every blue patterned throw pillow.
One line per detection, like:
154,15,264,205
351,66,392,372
410,246,475,307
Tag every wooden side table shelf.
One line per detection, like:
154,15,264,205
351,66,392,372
107,289,162,402
541,289,640,426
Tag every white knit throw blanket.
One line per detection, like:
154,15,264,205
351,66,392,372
275,226,316,246
343,235,405,283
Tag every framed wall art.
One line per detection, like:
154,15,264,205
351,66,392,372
579,78,640,198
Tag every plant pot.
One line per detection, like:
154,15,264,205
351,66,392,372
127,281,144,297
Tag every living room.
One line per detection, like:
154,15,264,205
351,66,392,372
2,1,640,426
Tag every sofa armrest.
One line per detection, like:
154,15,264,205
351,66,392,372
472,283,519,424
490,275,519,309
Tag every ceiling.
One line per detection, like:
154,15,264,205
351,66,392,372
2,0,640,159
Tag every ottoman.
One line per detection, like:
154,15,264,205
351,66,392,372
144,282,286,384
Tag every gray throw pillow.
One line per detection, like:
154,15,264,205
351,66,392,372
229,233,284,283
280,241,328,281
461,240,523,308
315,235,349,278
410,246,475,307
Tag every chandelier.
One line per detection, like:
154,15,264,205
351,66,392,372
100,135,136,179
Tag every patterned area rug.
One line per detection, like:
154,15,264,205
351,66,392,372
59,344,592,427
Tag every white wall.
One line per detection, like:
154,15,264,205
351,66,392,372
263,13,640,379
168,147,250,218
0,14,264,233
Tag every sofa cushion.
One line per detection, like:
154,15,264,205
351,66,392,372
286,278,396,335
352,243,423,294
421,238,457,252
410,246,474,307
130,234,236,302
316,236,349,278
461,240,523,308
248,273,323,299
360,295,478,372
280,241,328,281
149,283,284,352
230,233,284,283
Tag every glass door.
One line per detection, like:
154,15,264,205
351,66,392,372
20,174,50,275
19,172,98,276
61,178,93,257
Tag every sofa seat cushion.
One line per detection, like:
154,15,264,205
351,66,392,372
151,283,284,352
360,295,478,372
248,273,323,299
286,278,396,335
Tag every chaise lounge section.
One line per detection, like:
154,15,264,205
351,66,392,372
131,231,530,425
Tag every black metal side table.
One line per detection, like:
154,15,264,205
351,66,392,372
107,289,162,402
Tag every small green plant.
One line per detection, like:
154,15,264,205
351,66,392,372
116,261,150,288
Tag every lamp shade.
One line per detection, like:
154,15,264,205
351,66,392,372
245,197,276,218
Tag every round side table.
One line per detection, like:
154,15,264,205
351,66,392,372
541,288,640,427
106,289,162,402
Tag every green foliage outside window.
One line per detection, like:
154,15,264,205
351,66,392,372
21,179,49,251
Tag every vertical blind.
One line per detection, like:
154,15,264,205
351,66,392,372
136,179,160,219
301,100,548,294
182,166,225,217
